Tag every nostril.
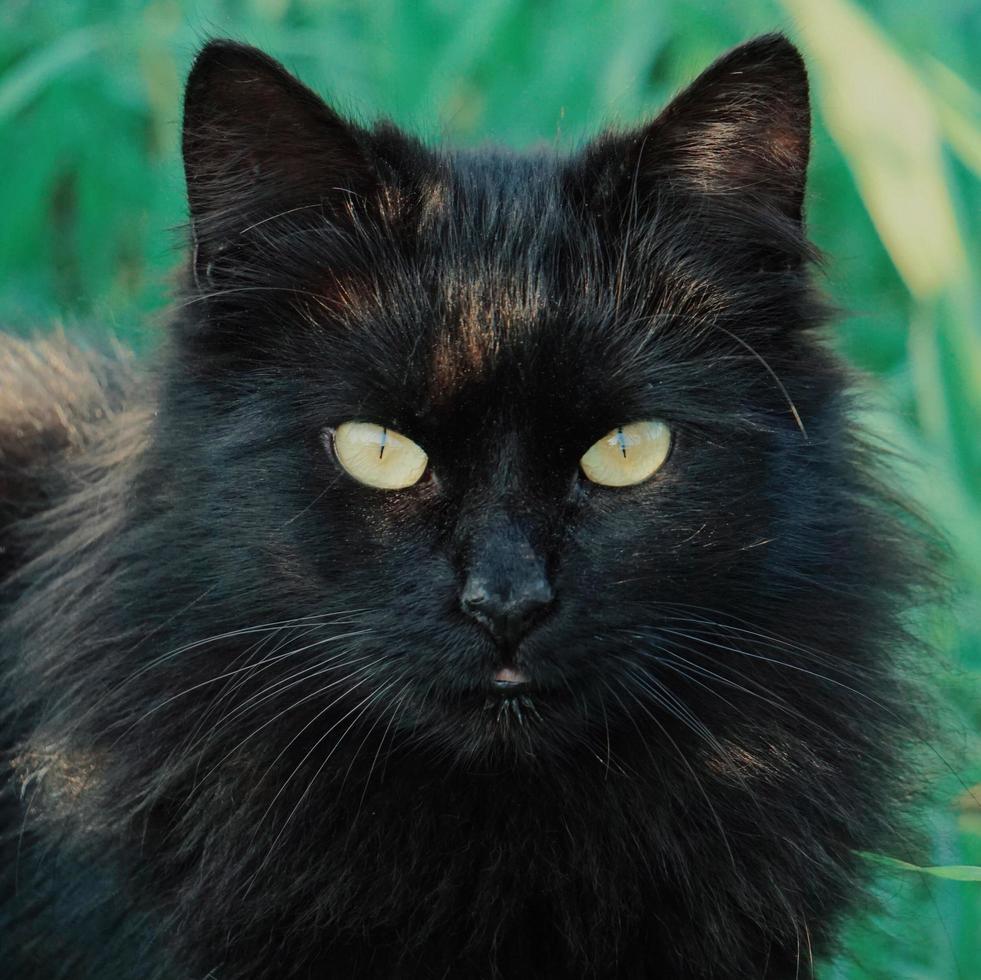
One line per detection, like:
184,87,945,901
519,579,554,612
460,575,555,648
504,585,554,627
501,600,551,647
461,580,492,616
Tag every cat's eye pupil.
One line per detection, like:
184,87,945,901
579,420,671,488
332,421,428,490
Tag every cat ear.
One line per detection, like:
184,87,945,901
582,34,810,223
182,41,376,286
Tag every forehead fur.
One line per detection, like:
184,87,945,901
413,152,561,401
327,145,800,430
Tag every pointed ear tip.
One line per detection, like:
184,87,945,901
734,33,808,81
736,33,802,57
186,40,281,93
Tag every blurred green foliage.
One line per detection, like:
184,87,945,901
1,0,978,975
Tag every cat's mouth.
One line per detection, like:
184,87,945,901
410,661,580,755
486,666,536,726
491,665,530,692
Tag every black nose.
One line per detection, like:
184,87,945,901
461,573,554,649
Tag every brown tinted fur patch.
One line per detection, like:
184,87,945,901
0,334,137,581
428,310,495,407
11,745,103,827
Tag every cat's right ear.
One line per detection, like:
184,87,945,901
573,35,811,228
182,41,376,289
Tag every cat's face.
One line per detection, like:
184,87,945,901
165,38,841,767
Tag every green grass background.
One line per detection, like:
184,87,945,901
1,0,978,975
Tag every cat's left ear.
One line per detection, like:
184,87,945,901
579,34,810,224
182,41,379,287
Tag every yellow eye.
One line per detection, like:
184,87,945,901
332,422,428,490
580,420,671,487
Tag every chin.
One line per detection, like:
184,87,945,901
403,679,589,768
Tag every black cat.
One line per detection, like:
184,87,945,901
1,35,925,979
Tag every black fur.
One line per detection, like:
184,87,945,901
1,36,926,978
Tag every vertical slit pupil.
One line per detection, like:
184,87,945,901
617,426,627,458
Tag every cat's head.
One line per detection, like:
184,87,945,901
155,36,895,771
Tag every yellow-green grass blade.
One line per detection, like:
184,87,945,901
861,851,981,882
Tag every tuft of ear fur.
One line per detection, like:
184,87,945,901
182,41,377,287
583,34,810,224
